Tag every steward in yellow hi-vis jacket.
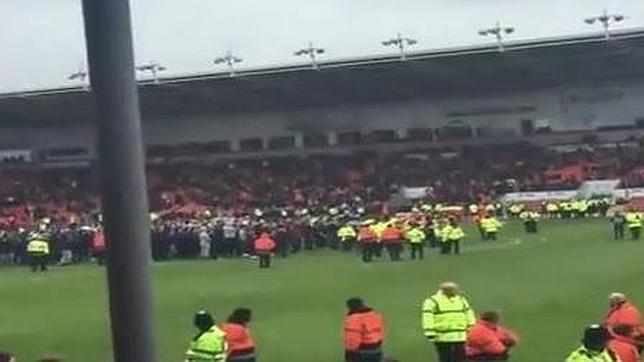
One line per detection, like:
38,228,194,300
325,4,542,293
422,282,475,362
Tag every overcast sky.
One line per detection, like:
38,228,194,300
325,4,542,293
1,0,643,92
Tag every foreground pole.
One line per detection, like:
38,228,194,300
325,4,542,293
81,1,157,361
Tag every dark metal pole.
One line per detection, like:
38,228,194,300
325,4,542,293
80,1,157,361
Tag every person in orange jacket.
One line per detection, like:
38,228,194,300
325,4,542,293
358,224,377,263
253,232,276,269
465,310,519,361
608,324,640,362
603,293,644,339
381,224,404,261
91,226,107,266
344,297,386,362
222,308,256,362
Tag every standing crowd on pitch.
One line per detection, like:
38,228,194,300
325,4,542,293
5,203,510,271
3,197,644,271
180,283,644,362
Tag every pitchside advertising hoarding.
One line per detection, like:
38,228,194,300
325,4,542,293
401,180,644,203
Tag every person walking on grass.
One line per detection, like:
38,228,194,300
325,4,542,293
344,297,386,362
405,223,426,260
423,281,475,362
222,308,256,362
465,310,519,361
608,324,640,362
185,310,228,362
565,325,619,362
253,232,276,269
26,231,50,273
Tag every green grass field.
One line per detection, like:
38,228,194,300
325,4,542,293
2,219,643,362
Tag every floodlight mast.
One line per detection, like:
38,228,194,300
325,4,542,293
68,69,90,90
382,33,418,60
584,9,625,40
295,41,325,69
478,21,514,52
81,0,157,361
214,51,243,77
136,61,166,83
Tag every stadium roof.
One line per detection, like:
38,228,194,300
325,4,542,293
2,28,644,126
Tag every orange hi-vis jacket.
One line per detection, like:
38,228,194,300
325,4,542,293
608,334,640,362
604,301,644,337
358,227,377,244
92,229,106,253
381,226,403,244
344,308,386,352
466,319,519,359
222,322,255,360
254,233,276,254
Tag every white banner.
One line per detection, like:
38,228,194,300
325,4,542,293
502,190,578,203
402,187,431,199
577,180,620,198
504,187,644,202
614,188,644,198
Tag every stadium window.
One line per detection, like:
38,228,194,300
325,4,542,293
581,134,598,144
367,130,398,143
203,141,231,154
170,143,203,156
240,138,264,152
521,119,534,136
476,127,517,139
303,132,329,148
437,120,473,141
46,148,88,157
635,118,644,129
146,145,171,157
407,128,433,142
268,136,296,150
337,131,361,145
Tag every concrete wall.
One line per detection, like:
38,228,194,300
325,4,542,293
2,80,643,156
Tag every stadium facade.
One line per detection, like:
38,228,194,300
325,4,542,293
1,29,644,164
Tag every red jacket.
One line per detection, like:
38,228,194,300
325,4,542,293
222,322,255,357
466,320,519,359
605,302,642,327
254,233,275,253
381,226,403,244
358,227,376,244
608,335,640,362
604,301,643,337
92,229,106,253
344,308,385,352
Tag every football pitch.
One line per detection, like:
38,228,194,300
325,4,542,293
2,219,643,362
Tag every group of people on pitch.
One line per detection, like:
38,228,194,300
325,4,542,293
185,284,644,362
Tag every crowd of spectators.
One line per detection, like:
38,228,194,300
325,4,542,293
0,142,644,267
1,142,644,231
